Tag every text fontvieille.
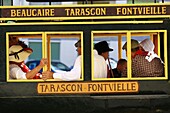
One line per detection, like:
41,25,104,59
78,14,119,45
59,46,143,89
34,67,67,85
10,6,166,17
38,82,138,93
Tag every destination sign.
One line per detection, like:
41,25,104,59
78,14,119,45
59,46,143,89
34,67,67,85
1,4,170,20
37,81,139,94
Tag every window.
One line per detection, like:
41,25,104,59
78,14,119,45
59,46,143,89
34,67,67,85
7,31,84,82
91,30,168,80
7,32,44,81
44,32,84,81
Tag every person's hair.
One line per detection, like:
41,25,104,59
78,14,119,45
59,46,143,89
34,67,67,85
18,40,28,48
117,59,127,66
9,36,19,47
98,51,102,55
9,36,17,41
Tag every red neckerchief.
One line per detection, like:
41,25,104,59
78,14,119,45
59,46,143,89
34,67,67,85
9,61,41,79
133,50,148,58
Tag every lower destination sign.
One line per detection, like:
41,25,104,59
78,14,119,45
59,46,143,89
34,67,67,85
37,81,139,94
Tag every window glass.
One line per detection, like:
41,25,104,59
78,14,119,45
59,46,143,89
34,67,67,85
3,0,11,6
29,2,49,5
127,0,159,3
160,0,170,2
51,42,60,60
92,32,128,80
29,42,42,60
46,32,84,81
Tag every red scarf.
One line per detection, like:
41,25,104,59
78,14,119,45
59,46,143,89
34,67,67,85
133,50,148,58
10,61,41,79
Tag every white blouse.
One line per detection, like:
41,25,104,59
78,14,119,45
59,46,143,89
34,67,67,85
9,64,27,79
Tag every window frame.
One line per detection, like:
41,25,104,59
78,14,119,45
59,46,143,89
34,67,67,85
6,31,84,82
91,30,168,81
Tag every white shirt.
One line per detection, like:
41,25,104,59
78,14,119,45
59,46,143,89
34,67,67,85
53,50,107,81
93,50,107,78
53,55,81,81
9,64,27,79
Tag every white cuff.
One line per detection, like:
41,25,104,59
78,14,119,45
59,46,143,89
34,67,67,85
53,73,62,79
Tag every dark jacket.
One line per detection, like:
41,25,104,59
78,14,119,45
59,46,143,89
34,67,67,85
111,68,122,78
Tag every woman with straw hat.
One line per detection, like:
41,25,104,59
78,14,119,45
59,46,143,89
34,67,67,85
9,42,48,79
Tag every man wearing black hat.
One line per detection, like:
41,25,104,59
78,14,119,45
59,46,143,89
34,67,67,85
94,41,113,78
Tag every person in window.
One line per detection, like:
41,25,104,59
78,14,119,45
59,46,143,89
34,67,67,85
122,39,164,77
9,45,48,79
9,36,48,79
111,59,127,78
140,38,164,63
94,41,113,78
93,48,108,78
42,39,107,80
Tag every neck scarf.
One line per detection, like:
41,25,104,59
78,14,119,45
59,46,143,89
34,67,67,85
133,50,148,58
133,50,164,63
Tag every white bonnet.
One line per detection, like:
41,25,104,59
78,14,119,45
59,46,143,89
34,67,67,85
140,39,154,51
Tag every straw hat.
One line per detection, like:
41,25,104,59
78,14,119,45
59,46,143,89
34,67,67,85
9,45,33,63
122,39,139,50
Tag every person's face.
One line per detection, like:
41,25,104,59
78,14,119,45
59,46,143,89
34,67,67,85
139,46,145,51
101,51,109,60
76,47,81,56
119,62,127,72
117,62,127,73
9,37,19,47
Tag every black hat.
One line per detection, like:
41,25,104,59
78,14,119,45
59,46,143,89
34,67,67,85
94,41,113,54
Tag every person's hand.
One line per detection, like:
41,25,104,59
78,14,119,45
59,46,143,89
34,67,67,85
42,71,54,80
39,58,48,67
